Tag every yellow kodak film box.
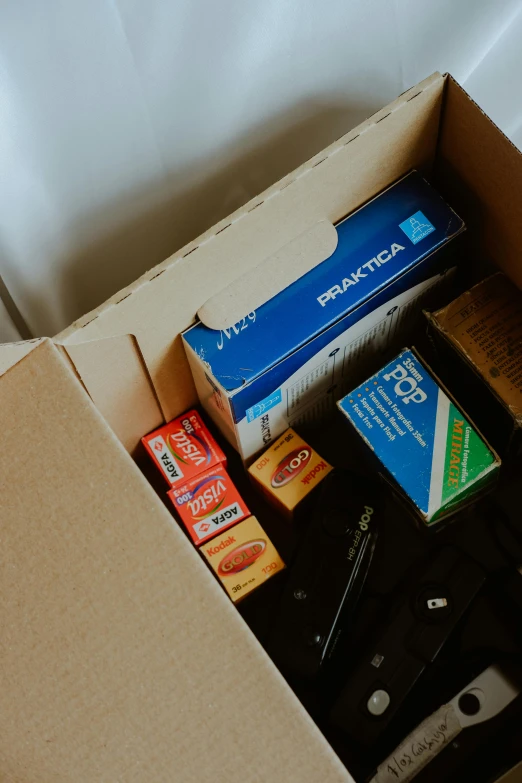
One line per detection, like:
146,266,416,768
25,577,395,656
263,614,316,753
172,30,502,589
248,428,332,517
202,516,285,603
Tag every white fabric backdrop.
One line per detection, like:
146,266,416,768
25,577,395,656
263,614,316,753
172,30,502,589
1,0,521,342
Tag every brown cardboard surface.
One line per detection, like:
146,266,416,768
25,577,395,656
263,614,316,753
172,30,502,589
0,337,45,376
56,73,445,451
436,77,522,288
430,273,522,421
63,334,164,454
0,339,351,782
495,761,522,783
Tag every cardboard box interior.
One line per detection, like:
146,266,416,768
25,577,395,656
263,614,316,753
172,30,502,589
1,72,522,781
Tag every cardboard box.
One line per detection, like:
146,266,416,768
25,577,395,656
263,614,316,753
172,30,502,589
2,74,522,781
182,171,464,461
201,515,285,603
426,273,522,456
168,464,250,545
142,408,226,486
248,428,332,517
338,348,501,526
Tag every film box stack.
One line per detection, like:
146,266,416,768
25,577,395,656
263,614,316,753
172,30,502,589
183,171,464,462
143,409,284,596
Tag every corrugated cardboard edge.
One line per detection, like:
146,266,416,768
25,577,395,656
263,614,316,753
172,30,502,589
0,337,46,377
0,338,353,782
53,72,445,449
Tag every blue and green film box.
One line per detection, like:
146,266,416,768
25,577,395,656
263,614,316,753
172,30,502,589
183,172,464,462
338,349,501,526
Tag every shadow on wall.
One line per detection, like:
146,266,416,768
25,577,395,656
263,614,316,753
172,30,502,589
44,96,379,334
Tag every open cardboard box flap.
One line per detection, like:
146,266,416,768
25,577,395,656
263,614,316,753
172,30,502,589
0,337,350,782
2,72,522,781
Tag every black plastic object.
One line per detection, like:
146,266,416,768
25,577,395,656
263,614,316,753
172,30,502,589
268,470,381,681
330,545,486,746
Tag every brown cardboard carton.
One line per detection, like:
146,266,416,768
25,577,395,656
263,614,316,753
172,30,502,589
1,73,522,780
432,274,522,414
427,273,522,455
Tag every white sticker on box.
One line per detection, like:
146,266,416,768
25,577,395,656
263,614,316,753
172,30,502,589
149,435,184,484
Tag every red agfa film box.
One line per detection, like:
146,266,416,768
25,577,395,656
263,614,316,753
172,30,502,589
142,409,226,487
168,465,250,545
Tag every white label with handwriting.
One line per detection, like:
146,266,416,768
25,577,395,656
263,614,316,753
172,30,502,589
372,705,461,783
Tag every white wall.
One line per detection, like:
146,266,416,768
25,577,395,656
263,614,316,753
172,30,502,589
1,0,521,341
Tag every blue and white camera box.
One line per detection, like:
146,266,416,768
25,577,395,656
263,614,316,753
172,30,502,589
337,349,500,525
182,171,465,461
